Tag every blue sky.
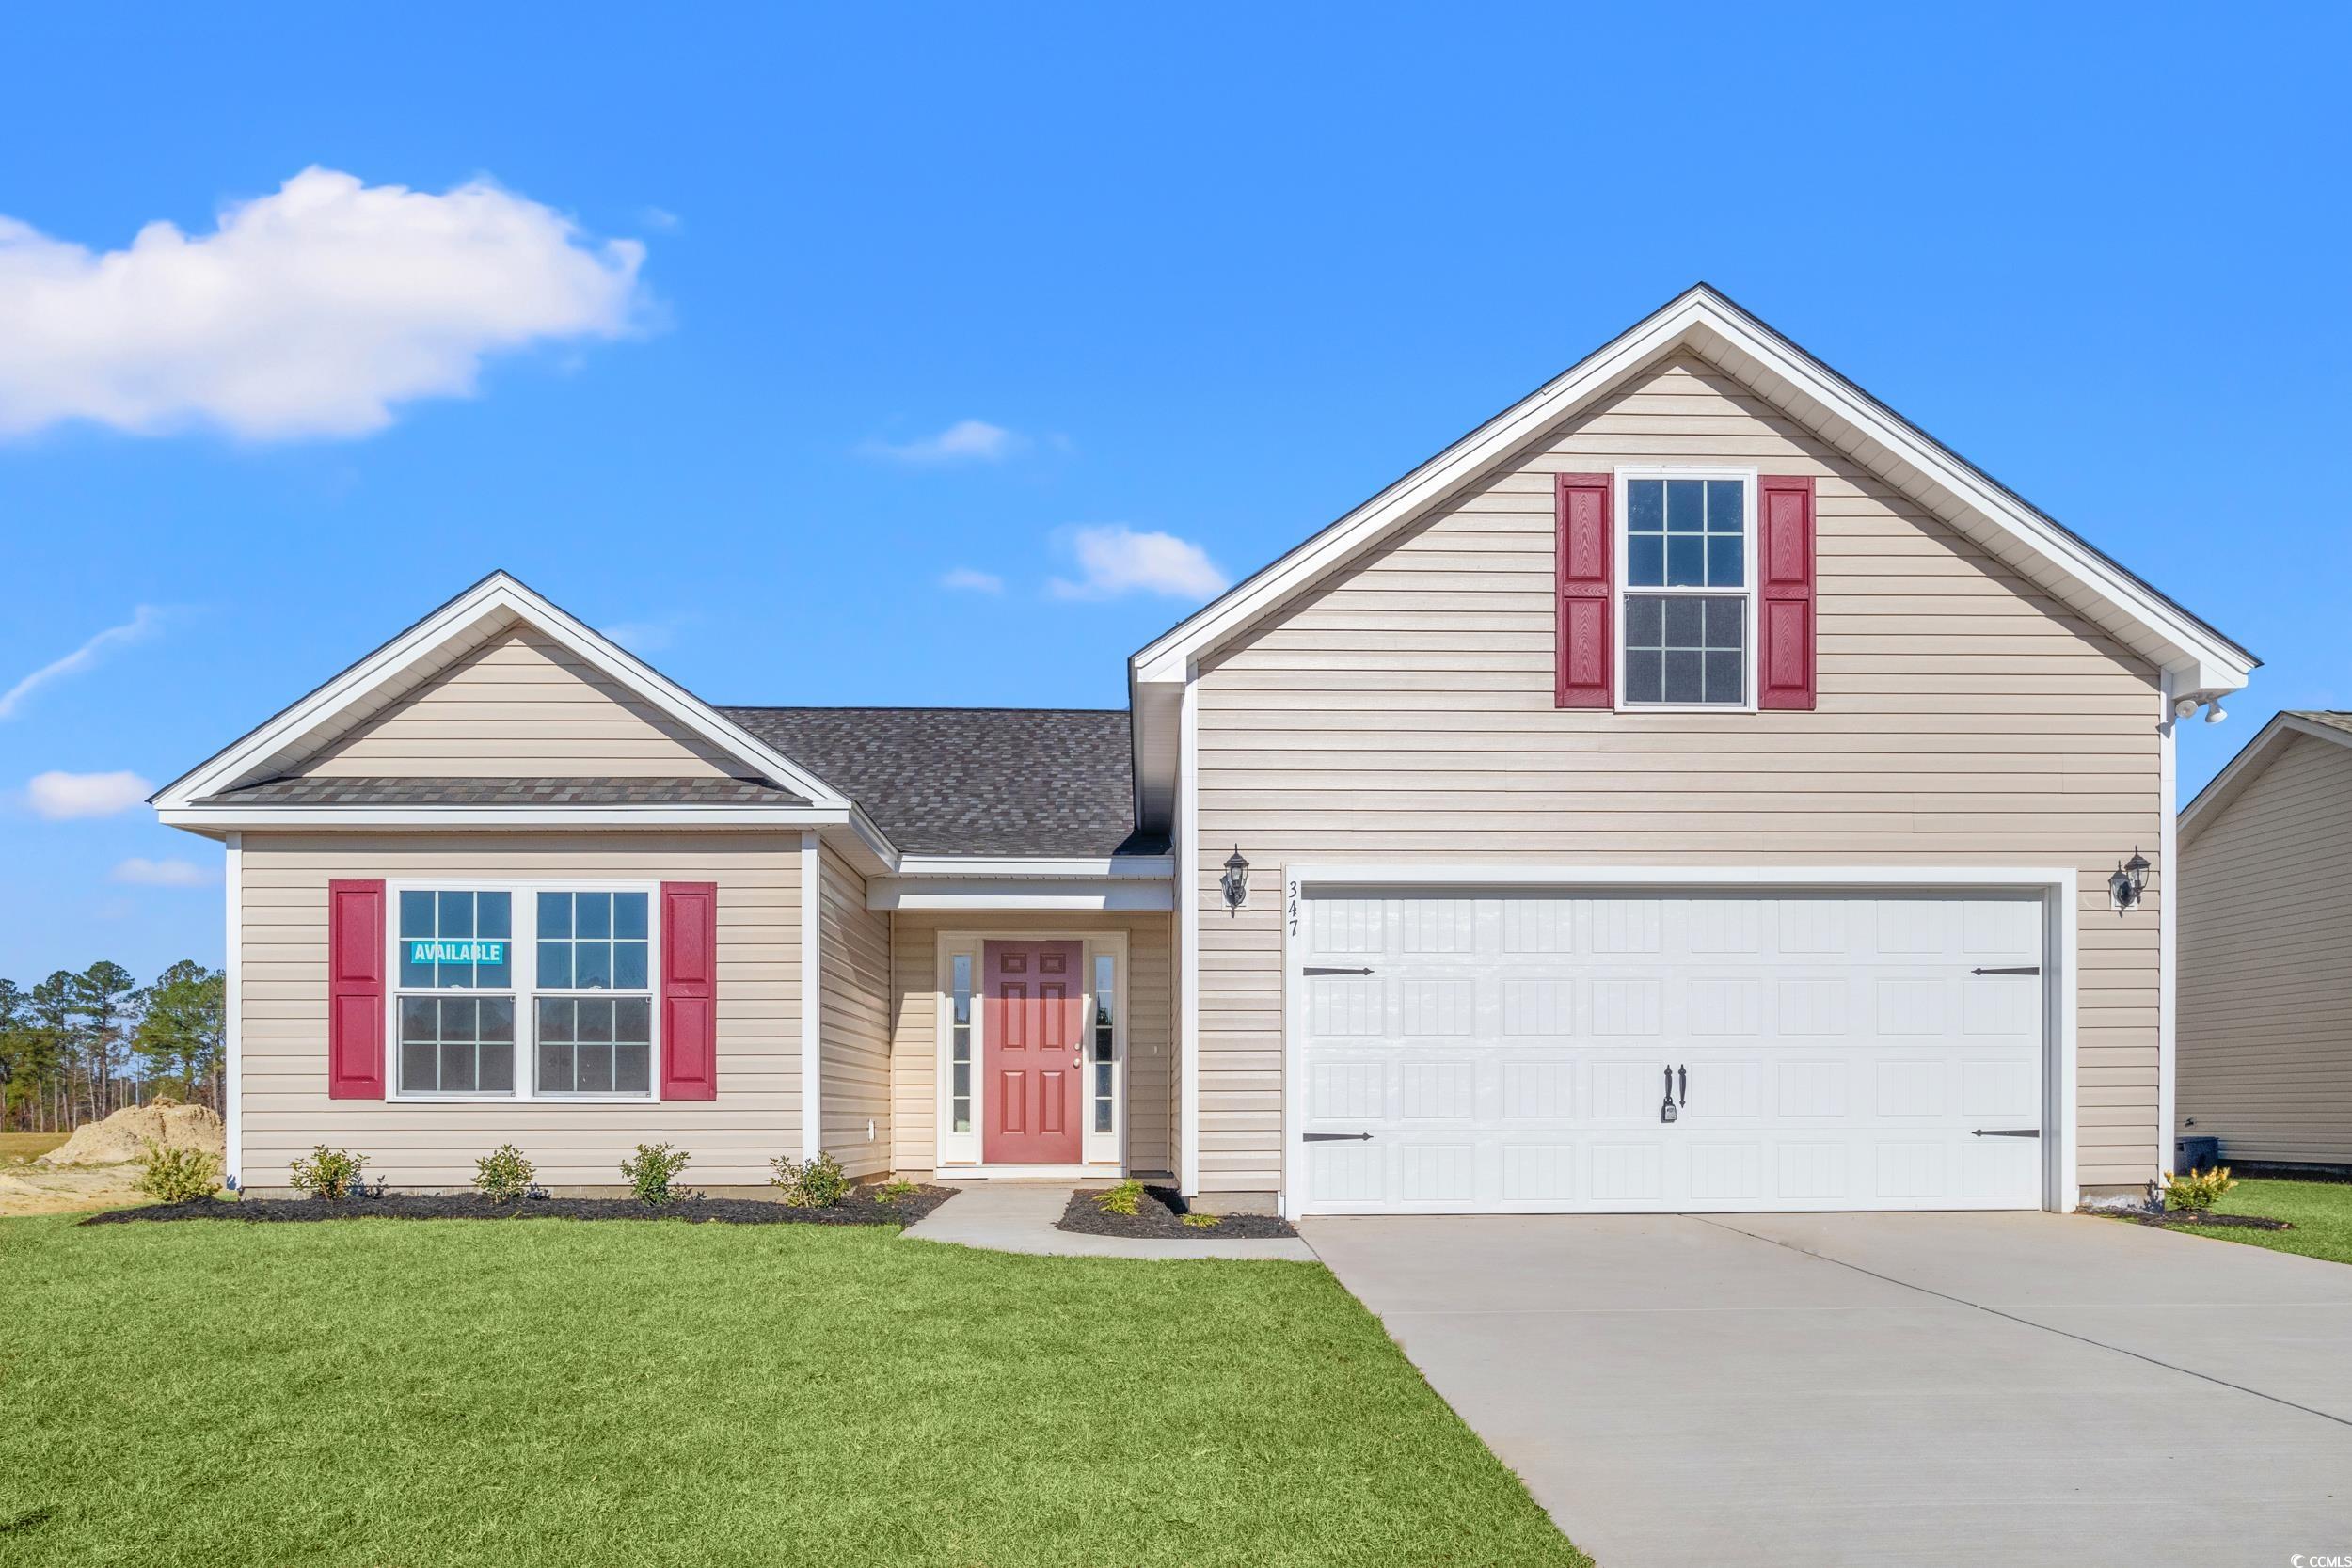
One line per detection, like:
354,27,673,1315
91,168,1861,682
2,3,2345,982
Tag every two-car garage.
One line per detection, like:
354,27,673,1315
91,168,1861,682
1287,880,2060,1215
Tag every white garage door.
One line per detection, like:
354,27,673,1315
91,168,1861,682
1295,890,2047,1214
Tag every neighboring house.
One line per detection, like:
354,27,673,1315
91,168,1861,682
156,285,2256,1213
2177,712,2352,1168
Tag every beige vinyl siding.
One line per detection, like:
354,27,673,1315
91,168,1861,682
1193,354,2165,1196
888,911,1176,1177
2179,733,2352,1163
238,831,801,1192
817,844,894,1178
294,626,747,779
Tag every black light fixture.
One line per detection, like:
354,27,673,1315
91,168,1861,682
2109,848,2151,911
1220,846,1250,915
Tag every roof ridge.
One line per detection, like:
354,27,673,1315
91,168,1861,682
719,704,1129,716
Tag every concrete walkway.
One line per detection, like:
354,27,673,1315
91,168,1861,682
902,1180,1317,1260
1308,1211,2352,1567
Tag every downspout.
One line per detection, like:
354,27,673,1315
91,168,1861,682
224,831,243,1191
801,830,823,1162
2157,672,2178,1180
1178,673,1201,1196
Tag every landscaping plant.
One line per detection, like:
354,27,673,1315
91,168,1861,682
133,1140,220,1205
473,1144,537,1205
620,1142,691,1206
288,1145,370,1201
1094,1180,1145,1217
1180,1211,1221,1229
873,1180,921,1204
769,1150,852,1208
2162,1165,2237,1212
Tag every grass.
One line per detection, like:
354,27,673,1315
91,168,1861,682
0,1214,1585,1568
0,1132,67,1166
2159,1175,2352,1266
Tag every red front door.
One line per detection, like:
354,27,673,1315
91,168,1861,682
983,941,1084,1164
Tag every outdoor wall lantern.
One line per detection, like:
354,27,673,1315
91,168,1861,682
1220,846,1250,914
2109,848,2151,911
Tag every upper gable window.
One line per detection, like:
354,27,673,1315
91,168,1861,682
1618,472,1755,708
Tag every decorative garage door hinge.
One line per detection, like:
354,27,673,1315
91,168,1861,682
1301,1132,1375,1142
1971,1129,2042,1138
1302,966,1375,976
1970,966,2041,975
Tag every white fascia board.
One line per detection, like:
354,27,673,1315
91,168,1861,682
157,805,859,831
152,573,864,815
2179,711,2352,842
892,854,1174,879
867,879,1175,912
1133,288,2252,693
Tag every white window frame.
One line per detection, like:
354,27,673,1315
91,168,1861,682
385,878,664,1105
1613,465,1759,714
933,929,1127,1174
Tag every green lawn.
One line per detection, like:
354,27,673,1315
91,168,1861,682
2160,1176,2352,1266
0,1132,67,1166
0,1214,1584,1568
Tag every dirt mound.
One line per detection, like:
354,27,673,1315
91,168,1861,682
44,1103,224,1167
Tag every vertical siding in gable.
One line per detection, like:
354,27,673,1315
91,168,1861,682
818,844,894,1178
2179,734,2352,1163
295,626,747,779
1193,355,2166,1196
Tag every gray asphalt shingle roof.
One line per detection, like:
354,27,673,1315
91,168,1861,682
721,706,1157,859
2285,710,2352,738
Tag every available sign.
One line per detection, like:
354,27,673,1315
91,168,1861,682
408,940,506,965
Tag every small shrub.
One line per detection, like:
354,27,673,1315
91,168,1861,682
620,1142,691,1206
288,1145,369,1201
873,1180,921,1204
2162,1165,2237,1212
769,1150,853,1209
134,1140,220,1204
1095,1180,1146,1217
473,1144,537,1205
1180,1211,1222,1230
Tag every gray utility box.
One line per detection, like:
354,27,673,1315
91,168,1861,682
2174,1136,2221,1175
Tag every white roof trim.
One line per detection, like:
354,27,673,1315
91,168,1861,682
2180,712,2352,843
152,572,863,817
1132,284,2255,693
892,853,1174,879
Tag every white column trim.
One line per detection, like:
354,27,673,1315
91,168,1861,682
223,831,243,1191
2158,670,2178,1178
1177,673,1201,1196
800,829,823,1161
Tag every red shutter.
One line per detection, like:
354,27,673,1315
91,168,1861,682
660,882,719,1101
1555,472,1613,707
326,879,386,1099
1758,475,1817,710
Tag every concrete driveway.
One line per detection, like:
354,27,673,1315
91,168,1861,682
1306,1212,2352,1566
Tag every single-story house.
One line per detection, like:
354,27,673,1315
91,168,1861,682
2177,711,2352,1169
156,284,2257,1214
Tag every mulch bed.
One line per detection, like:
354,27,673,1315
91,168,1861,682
2111,1209,2294,1232
1055,1184,1297,1240
81,1185,958,1227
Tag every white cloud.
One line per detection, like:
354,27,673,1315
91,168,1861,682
602,620,675,655
858,419,1025,465
1048,525,1230,601
0,606,165,720
939,567,1005,594
25,769,153,819
111,856,216,888
0,166,648,440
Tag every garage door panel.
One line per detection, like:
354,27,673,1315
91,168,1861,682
1296,889,2045,1214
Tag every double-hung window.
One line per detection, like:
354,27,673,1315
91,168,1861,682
1618,471,1755,708
390,884,657,1101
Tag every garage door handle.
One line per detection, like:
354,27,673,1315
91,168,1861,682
1972,1128,2041,1138
1971,966,2041,976
1303,966,1375,976
1302,1132,1375,1142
